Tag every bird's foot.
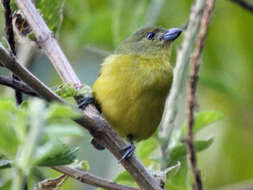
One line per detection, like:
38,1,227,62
91,138,105,150
77,97,101,112
119,141,135,162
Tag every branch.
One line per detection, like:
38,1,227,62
8,1,163,189
185,0,216,190
1,0,23,104
0,45,62,102
230,0,253,13
0,74,39,97
160,0,207,167
1,0,16,54
53,166,138,190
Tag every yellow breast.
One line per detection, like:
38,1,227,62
93,54,173,141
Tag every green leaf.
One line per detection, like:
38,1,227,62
166,159,189,190
36,0,65,34
114,171,133,183
45,124,84,137
55,83,92,98
81,160,90,171
170,138,214,163
34,140,79,166
46,103,81,120
181,110,224,136
0,99,20,157
55,83,78,98
136,137,159,160
0,160,12,169
78,85,92,97
10,1,18,11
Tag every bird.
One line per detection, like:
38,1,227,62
79,26,182,160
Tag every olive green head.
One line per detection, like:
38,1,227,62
115,26,182,59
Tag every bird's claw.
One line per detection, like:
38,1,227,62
78,97,95,109
119,143,135,162
78,97,101,113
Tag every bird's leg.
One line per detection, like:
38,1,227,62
77,96,101,113
91,138,105,150
78,96,104,150
119,135,135,162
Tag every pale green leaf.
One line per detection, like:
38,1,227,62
169,138,214,163
181,110,224,136
36,0,65,34
136,137,159,160
81,160,90,171
45,124,84,137
114,171,133,183
34,140,79,166
46,103,81,120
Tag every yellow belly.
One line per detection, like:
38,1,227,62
93,54,173,141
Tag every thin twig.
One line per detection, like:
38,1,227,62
185,0,216,190
1,0,16,54
1,0,23,104
53,166,138,190
0,45,62,102
3,0,164,187
230,0,253,13
0,74,39,97
160,0,207,168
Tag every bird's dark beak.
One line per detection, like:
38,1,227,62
163,28,182,41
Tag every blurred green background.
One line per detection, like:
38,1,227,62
1,0,253,189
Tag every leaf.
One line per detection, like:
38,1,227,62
166,159,189,190
114,171,133,183
45,124,84,138
0,160,12,169
81,160,90,171
169,138,214,163
55,83,78,98
36,0,65,34
181,110,224,136
136,137,159,160
0,99,21,157
46,103,81,120
34,140,79,166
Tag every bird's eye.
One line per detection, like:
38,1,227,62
146,32,155,40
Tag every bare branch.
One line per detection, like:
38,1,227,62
14,0,80,86
53,166,138,190
230,0,253,13
160,0,207,167
1,0,16,54
0,74,39,97
1,0,23,104
0,45,62,102
185,0,216,190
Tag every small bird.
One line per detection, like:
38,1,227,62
79,26,182,160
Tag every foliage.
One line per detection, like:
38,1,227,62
0,99,84,189
106,110,223,190
35,0,65,34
